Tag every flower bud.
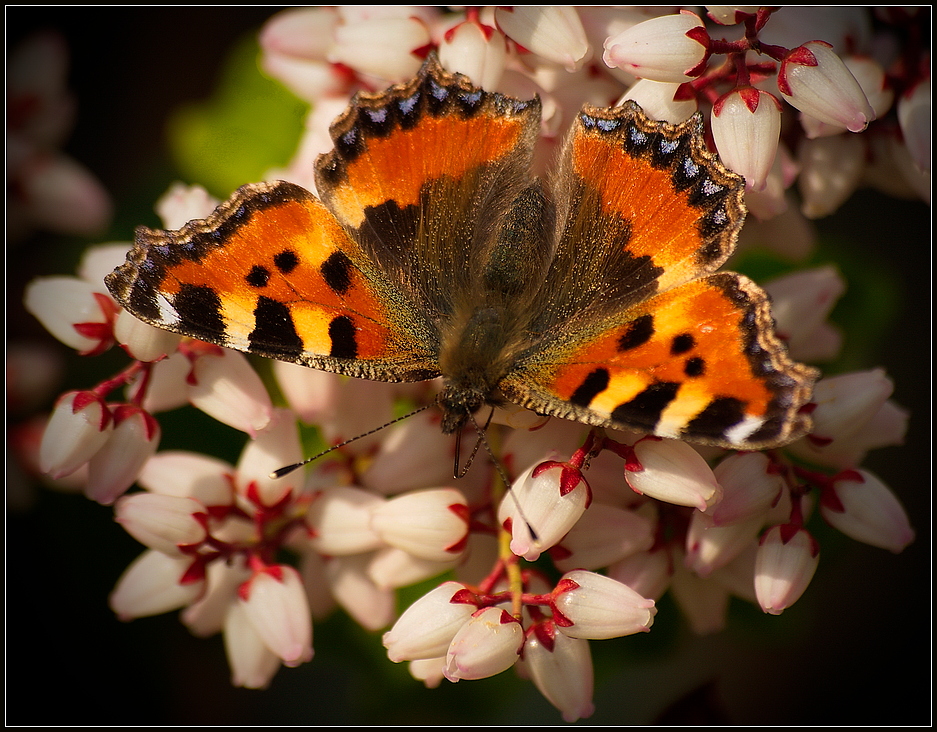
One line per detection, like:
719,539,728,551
711,87,782,191
188,349,273,437
324,554,396,631
115,493,207,555
685,511,763,576
619,79,697,123
444,607,523,681
223,601,282,689
328,15,429,82
39,390,112,478
797,132,866,218
754,525,819,614
86,404,160,505
710,451,784,526
438,20,507,91
777,41,875,132
235,409,304,508
523,626,595,723
625,438,721,510
553,570,656,639
25,276,113,354
821,470,914,553
383,582,477,662
307,485,384,555
113,308,181,362
553,504,654,572
370,487,470,563
109,549,203,620
898,78,930,173
495,7,590,72
238,564,313,667
498,460,590,561
603,12,709,83
764,266,846,362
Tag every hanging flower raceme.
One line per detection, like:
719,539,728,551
16,5,923,724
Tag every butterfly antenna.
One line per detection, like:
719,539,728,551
270,402,435,479
464,410,539,543
453,409,493,479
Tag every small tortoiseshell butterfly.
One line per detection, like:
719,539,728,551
106,55,817,449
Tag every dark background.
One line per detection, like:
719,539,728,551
7,7,931,725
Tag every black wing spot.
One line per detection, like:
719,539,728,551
328,315,358,358
321,251,354,296
684,356,705,377
570,368,610,408
245,265,270,288
683,396,746,441
250,296,303,358
174,284,225,341
610,381,680,431
618,314,654,352
274,250,299,274
671,333,695,355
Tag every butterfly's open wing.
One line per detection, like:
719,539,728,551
106,181,439,381
500,103,817,448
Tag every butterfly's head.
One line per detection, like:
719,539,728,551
437,382,492,435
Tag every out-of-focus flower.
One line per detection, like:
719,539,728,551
820,470,914,553
754,525,820,615
522,625,596,723
7,31,112,241
777,41,875,133
897,78,931,173
603,12,710,83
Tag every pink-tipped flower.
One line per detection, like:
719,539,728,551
706,7,760,25
764,266,846,363
370,487,470,563
523,626,595,723
669,561,730,634
625,438,721,511
238,564,313,667
112,307,181,363
710,451,784,526
553,504,654,572
86,404,160,505
367,545,460,591
684,511,763,577
155,182,219,229
607,547,673,601
797,132,866,218
188,349,273,437
383,581,477,662
898,78,931,173
438,19,507,91
553,570,656,639
327,13,430,82
258,7,348,103
777,41,875,133
444,607,523,681
498,459,591,561
233,408,304,508
603,12,710,83
754,525,820,615
618,78,697,123
307,485,384,556
789,369,893,467
821,470,914,553
137,450,235,506
223,601,282,689
324,554,396,632
109,549,204,621
38,389,112,478
711,87,782,191
495,6,591,72
115,493,207,556
24,276,114,355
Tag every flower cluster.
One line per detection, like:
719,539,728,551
15,7,924,723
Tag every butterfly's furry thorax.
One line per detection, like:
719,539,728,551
106,54,817,451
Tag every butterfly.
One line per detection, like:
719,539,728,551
106,54,817,450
